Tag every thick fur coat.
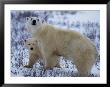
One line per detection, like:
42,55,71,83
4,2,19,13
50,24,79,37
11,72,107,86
25,17,98,76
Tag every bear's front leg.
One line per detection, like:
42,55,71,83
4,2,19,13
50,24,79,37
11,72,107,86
24,53,39,68
39,43,60,70
44,54,59,70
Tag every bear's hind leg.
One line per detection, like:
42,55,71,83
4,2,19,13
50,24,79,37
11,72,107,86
72,48,96,77
76,63,91,77
74,58,95,77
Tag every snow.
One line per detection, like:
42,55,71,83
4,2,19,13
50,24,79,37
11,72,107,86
11,10,100,77
70,11,100,23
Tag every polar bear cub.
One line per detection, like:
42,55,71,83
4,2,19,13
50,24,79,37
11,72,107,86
25,17,98,76
24,38,42,68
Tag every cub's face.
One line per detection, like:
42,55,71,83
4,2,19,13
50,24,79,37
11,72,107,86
24,38,39,52
25,17,44,34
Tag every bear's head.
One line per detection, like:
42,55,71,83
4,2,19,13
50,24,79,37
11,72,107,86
24,38,40,53
25,17,45,34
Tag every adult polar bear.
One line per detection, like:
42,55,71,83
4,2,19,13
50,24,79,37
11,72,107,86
25,17,98,76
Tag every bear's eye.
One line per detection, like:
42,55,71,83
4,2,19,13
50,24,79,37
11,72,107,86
28,44,30,45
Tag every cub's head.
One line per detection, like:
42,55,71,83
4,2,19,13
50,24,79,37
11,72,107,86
24,38,39,52
25,17,45,34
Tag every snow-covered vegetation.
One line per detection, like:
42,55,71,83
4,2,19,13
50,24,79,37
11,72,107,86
11,10,100,77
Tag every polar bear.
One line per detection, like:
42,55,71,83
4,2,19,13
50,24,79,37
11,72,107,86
25,17,98,76
24,38,42,68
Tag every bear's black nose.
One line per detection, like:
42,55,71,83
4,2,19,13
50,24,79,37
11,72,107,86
30,47,33,50
32,20,36,25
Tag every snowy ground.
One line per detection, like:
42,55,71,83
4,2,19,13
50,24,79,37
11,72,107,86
11,10,100,77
